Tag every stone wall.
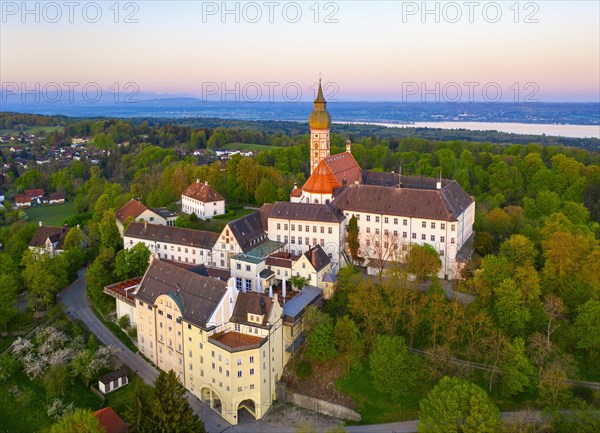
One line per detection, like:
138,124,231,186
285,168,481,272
276,383,361,422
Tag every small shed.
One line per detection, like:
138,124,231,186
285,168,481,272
98,367,128,394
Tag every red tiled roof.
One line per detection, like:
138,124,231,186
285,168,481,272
15,194,31,204
25,189,44,198
116,199,148,223
290,187,303,197
324,152,362,186
182,180,224,203
93,407,128,433
302,159,340,194
48,192,66,201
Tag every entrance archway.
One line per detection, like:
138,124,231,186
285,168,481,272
237,399,257,421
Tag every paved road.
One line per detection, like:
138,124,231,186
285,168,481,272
59,269,548,433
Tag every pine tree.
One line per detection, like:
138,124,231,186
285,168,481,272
347,215,360,262
152,370,206,433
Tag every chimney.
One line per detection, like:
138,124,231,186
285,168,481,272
196,179,200,184
436,172,442,190
311,247,317,268
38,221,42,227
205,181,208,186
144,220,147,229
293,182,297,190
346,139,352,153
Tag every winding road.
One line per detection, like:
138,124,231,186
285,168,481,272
60,269,548,433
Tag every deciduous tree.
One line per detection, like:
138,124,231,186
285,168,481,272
418,376,500,433
369,335,416,401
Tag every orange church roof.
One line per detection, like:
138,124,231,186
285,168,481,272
303,159,341,194
303,151,361,195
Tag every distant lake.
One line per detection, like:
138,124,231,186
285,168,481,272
336,121,600,139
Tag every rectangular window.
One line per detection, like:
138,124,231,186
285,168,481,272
284,224,288,230
167,314,172,320
403,219,408,226
298,237,303,245
421,234,426,240
421,221,426,228
291,236,295,244
366,227,371,234
237,358,242,366
431,235,435,241
328,227,332,234
451,238,455,244
451,224,456,231
250,356,254,363
375,216,380,223
441,223,446,230
236,263,241,270
394,218,398,225
237,371,243,378
298,225,302,232
277,223,281,230
403,231,407,238
440,236,445,242
306,225,310,232
235,323,240,332
412,233,417,239
384,217,389,224
291,224,295,231
250,368,255,376
366,215,371,222
440,250,445,257
431,222,436,229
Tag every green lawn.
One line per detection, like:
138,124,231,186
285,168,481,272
335,361,429,424
0,365,103,433
0,126,64,136
105,371,141,423
25,202,76,227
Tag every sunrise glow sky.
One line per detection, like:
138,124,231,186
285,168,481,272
1,1,599,102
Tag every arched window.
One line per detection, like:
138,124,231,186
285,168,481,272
325,199,330,205
314,198,319,204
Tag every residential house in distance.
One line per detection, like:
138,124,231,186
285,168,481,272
131,258,285,425
47,192,66,204
14,188,45,208
115,198,177,235
181,179,226,220
28,223,70,256
124,221,219,266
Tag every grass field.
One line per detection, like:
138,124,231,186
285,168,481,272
105,372,141,423
335,361,428,424
0,361,103,433
0,126,64,136
25,202,76,226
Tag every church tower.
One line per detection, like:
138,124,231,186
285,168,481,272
308,79,331,175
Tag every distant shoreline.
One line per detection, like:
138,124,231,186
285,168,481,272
334,121,600,139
